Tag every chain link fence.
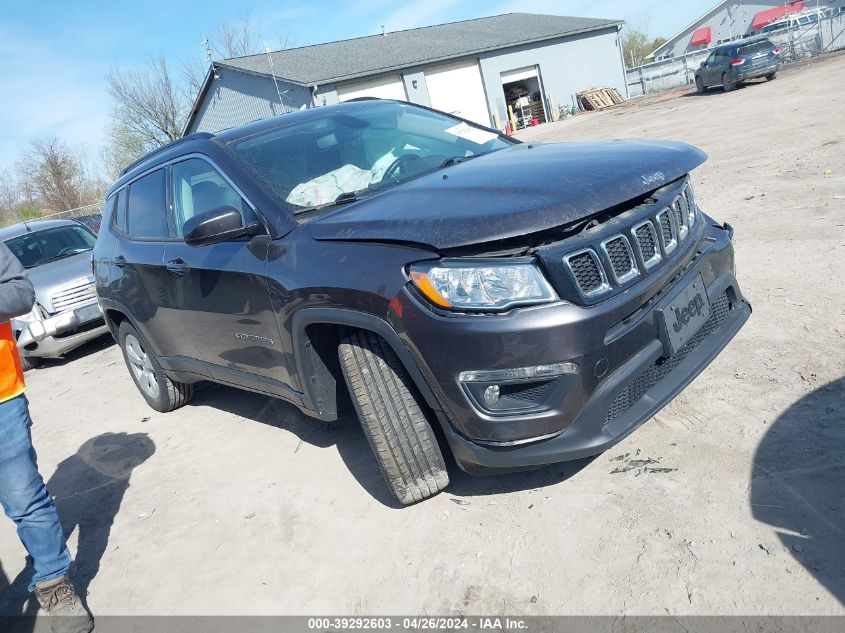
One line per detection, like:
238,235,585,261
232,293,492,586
6,202,106,234
626,12,845,97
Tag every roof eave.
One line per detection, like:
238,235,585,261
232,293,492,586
181,65,216,137
229,21,623,87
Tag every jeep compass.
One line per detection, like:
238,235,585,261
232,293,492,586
93,100,751,504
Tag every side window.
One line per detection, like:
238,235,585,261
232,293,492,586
127,169,169,239
170,158,256,238
110,189,128,233
705,52,716,65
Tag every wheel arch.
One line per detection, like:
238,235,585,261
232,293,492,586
291,308,444,422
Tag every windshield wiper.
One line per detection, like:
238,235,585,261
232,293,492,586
299,190,371,213
438,154,482,169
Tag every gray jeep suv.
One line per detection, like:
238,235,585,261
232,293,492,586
93,100,750,505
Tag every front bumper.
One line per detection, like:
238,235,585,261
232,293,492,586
15,304,109,359
392,221,750,472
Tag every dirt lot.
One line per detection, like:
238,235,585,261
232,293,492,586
1,54,844,617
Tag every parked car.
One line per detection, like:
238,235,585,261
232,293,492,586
695,37,782,93
760,9,826,35
3,219,110,370
93,100,750,504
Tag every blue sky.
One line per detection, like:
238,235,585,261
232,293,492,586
0,0,714,172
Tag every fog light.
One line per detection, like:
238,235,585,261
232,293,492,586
483,385,500,406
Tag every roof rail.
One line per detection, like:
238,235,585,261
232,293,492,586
121,132,215,176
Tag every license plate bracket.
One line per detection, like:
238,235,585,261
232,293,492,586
658,274,711,357
74,303,102,324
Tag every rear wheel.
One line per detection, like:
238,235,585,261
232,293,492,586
118,320,193,412
695,76,705,94
338,330,449,505
766,72,777,81
722,73,736,92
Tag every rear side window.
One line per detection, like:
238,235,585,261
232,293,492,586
127,170,169,239
110,189,128,233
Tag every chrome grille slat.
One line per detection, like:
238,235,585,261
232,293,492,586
563,249,609,298
557,178,698,304
656,208,678,254
633,220,662,269
601,235,638,284
51,279,97,313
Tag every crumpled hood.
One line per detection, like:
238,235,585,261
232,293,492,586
309,140,707,250
25,251,95,313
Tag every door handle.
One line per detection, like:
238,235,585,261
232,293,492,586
113,255,127,268
166,258,190,276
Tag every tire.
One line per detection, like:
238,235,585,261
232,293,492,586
695,76,705,94
19,354,40,372
338,330,449,505
118,320,193,413
766,72,777,81
722,73,736,92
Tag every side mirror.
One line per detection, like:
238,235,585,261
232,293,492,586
184,206,251,247
700,61,707,68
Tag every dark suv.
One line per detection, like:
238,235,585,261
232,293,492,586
94,100,750,504
695,37,782,93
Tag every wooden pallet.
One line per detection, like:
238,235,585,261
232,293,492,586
576,87,624,111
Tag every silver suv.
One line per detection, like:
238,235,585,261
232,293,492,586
2,219,109,369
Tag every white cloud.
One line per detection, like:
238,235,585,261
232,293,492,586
0,23,111,171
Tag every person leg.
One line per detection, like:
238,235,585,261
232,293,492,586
0,394,70,590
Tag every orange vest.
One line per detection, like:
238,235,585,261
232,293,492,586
0,322,26,403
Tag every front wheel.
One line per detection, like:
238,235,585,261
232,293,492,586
118,320,193,412
766,72,777,81
695,76,705,94
19,354,41,372
338,330,449,505
722,73,736,92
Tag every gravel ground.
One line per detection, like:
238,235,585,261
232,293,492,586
1,54,843,617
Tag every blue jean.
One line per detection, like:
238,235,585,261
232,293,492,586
0,393,70,591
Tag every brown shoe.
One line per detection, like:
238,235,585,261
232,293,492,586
34,575,94,633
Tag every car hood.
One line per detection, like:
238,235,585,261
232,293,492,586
25,251,95,314
308,140,707,250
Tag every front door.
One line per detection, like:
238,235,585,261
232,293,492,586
164,157,293,396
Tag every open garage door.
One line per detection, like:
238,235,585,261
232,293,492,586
424,60,491,126
336,75,407,102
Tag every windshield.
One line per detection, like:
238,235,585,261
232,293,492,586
230,101,514,212
4,225,96,269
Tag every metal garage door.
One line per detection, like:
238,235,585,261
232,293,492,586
424,60,491,126
336,76,407,102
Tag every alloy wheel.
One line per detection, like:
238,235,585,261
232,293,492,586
124,333,160,399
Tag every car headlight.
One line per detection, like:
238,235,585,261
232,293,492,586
409,260,557,311
13,303,43,325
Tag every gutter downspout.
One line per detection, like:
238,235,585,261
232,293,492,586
617,24,630,99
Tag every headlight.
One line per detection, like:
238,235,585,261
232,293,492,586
409,260,557,311
13,303,43,325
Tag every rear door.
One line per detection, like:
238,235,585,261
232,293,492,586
163,157,292,394
111,168,190,358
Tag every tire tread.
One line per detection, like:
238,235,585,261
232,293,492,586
338,330,448,504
